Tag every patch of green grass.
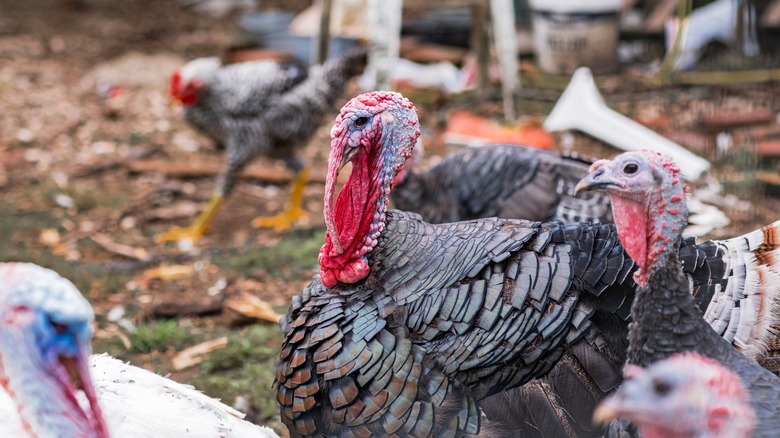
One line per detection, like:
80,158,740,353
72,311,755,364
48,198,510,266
0,207,96,290
189,324,283,425
213,228,324,279
129,320,196,354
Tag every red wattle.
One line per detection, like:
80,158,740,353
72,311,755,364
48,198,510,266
610,196,649,274
180,94,197,106
319,127,385,288
319,252,370,288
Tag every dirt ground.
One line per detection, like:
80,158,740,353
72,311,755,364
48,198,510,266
2,0,780,436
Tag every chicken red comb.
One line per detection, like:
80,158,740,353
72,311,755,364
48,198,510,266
170,70,182,97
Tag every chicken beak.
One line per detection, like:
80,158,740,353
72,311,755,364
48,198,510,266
169,95,182,108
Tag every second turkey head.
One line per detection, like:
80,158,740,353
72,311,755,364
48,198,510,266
593,352,756,438
319,91,421,288
575,150,688,287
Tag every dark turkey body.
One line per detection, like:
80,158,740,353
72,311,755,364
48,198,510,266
392,145,612,225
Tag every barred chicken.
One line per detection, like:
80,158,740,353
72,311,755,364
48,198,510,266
159,46,367,243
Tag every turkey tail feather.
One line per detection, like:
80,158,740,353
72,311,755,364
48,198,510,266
699,220,780,363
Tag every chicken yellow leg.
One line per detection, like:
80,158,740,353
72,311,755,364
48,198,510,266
156,195,225,243
252,168,310,232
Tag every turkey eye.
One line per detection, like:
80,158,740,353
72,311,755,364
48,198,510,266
623,163,639,174
49,318,68,334
355,117,369,127
652,378,672,396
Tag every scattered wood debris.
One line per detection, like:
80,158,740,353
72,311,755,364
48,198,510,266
70,143,162,179
126,160,327,185
90,233,151,261
225,291,283,324
699,110,775,130
39,228,61,247
141,264,196,282
757,140,780,157
151,294,225,318
171,337,229,371
143,201,202,222
95,325,133,350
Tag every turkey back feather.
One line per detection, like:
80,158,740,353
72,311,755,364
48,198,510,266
392,144,613,225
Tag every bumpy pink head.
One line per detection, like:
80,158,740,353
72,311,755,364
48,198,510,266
594,352,755,438
574,150,687,287
393,137,424,186
319,91,421,288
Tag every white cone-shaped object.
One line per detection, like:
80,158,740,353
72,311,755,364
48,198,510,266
544,68,710,180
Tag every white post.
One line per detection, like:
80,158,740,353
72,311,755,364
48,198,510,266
367,0,402,90
490,0,519,121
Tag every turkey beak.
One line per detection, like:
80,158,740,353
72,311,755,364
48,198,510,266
574,164,620,195
60,345,111,438
592,379,652,427
592,396,621,424
339,145,359,172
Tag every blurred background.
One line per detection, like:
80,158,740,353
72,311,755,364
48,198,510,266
1,0,779,435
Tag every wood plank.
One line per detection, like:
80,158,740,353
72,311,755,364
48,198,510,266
125,160,327,184
317,0,333,64
645,0,679,31
762,0,780,27
490,0,519,121
471,0,490,96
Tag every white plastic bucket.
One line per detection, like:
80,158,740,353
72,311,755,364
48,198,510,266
529,0,622,75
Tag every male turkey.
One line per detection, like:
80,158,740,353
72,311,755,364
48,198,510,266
576,150,780,436
392,143,612,224
276,91,780,437
158,46,367,243
0,263,279,438
593,352,756,438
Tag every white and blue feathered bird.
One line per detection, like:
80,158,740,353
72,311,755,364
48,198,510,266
0,262,279,438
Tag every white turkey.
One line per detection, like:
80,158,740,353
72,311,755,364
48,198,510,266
0,262,279,438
